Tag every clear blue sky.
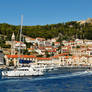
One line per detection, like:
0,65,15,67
0,0,92,25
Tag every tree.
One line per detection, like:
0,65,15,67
57,33,64,54
45,50,50,57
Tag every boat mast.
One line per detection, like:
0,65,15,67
18,15,23,66
19,15,23,55
20,15,23,42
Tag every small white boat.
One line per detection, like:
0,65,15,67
31,64,47,72
85,69,92,73
2,66,44,77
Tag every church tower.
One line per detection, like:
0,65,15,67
11,32,15,55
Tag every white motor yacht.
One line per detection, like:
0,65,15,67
2,66,44,77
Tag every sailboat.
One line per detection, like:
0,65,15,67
2,16,44,77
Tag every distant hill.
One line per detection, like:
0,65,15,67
77,18,92,24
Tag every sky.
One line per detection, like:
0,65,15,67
0,0,92,26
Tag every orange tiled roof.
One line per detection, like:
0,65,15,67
30,38,35,40
54,42,60,44
65,56,69,59
72,56,78,59
37,57,52,60
15,41,24,44
6,55,36,58
52,55,59,58
28,48,34,50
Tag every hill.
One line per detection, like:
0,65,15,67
0,21,92,41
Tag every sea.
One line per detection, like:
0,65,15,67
0,68,92,92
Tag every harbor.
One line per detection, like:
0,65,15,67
0,68,92,92
0,0,92,91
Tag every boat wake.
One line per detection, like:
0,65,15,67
31,70,92,81
0,70,92,84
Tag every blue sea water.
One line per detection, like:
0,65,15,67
0,69,92,92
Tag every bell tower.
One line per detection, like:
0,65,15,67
11,32,15,55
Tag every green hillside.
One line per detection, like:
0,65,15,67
0,21,92,41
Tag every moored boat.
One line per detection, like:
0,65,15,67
2,66,44,77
